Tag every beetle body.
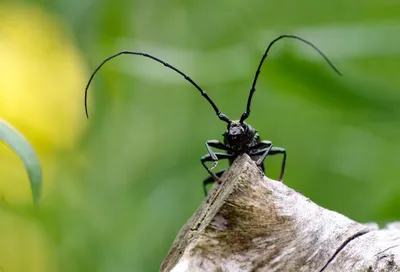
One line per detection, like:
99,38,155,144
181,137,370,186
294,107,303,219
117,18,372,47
201,120,286,195
224,121,258,152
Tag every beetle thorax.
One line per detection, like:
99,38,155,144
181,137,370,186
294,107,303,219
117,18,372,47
223,120,257,151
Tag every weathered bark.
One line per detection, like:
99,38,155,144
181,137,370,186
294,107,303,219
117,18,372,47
161,154,400,272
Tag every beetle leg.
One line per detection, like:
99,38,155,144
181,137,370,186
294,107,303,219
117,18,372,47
268,147,287,181
250,145,287,182
255,144,273,168
207,139,230,150
248,140,271,172
249,140,273,166
203,169,226,196
201,152,232,182
250,140,272,150
203,140,231,174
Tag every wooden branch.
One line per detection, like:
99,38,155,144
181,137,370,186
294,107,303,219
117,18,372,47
161,154,400,272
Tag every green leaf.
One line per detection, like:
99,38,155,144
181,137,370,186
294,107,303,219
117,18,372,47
0,120,42,204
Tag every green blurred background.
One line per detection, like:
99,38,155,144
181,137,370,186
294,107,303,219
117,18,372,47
1,0,400,271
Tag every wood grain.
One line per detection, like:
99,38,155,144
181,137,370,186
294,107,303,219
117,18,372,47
161,154,400,272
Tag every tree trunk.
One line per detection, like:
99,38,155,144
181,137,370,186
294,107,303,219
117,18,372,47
161,154,400,272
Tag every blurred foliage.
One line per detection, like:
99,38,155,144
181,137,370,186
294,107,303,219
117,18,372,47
0,120,42,204
1,0,400,271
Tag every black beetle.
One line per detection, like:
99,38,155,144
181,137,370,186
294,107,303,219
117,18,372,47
84,34,341,195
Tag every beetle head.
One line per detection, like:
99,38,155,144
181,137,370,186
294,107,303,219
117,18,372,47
223,120,255,145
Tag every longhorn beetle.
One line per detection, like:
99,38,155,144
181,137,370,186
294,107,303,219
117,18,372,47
84,35,341,196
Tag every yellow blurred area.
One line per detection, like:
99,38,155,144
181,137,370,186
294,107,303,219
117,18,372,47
0,3,87,203
0,210,54,272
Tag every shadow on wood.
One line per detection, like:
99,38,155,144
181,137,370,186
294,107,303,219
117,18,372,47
161,154,400,272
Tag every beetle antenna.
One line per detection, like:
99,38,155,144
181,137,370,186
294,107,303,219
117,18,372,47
85,51,231,123
240,34,342,123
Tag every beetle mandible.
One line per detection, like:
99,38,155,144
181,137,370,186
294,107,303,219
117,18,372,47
84,34,341,196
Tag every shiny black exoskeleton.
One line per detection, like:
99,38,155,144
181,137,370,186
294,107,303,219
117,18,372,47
201,120,286,196
84,35,341,196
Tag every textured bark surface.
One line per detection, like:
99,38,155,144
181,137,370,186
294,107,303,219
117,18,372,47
161,154,400,272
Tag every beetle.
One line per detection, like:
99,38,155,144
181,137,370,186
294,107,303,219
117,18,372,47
84,34,341,196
